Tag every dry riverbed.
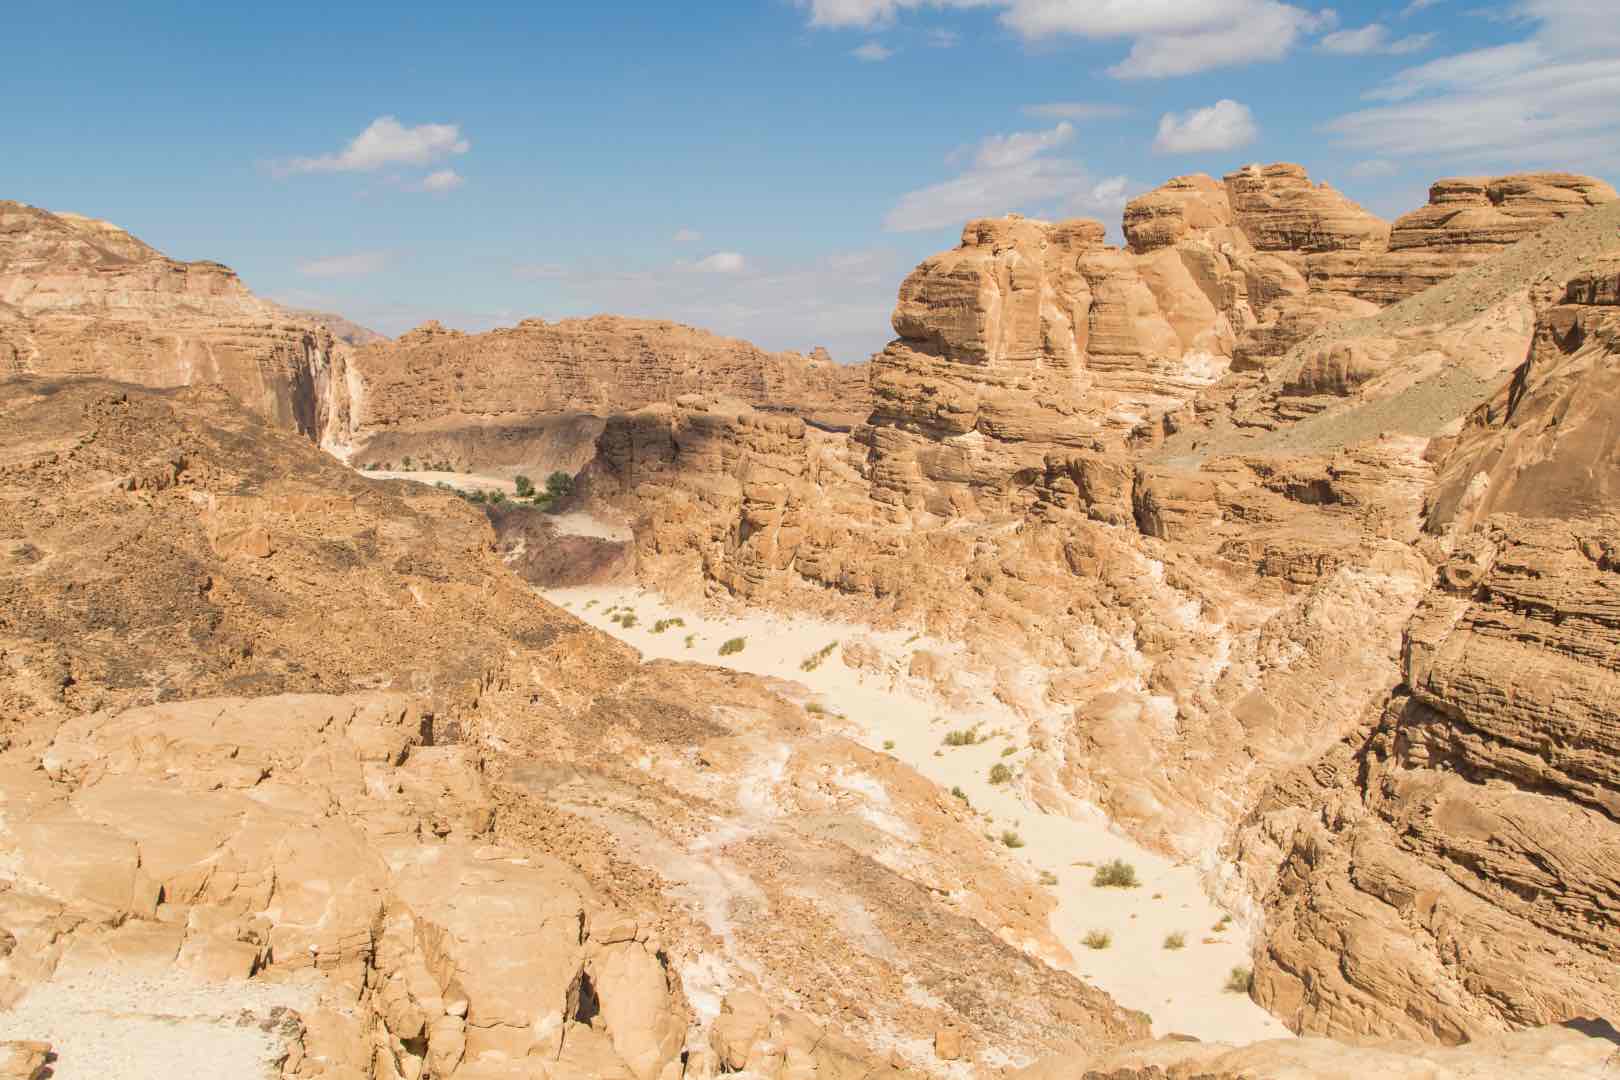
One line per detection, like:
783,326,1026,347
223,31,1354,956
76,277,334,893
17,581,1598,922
544,582,1292,1043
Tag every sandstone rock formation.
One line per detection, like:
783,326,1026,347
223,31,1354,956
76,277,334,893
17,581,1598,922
0,378,1149,1076
0,201,354,444
574,171,1620,1050
343,315,871,477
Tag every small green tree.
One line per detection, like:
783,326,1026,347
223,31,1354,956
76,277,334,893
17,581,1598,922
514,474,534,498
401,455,414,470
545,471,574,498
488,490,506,505
1092,859,1139,888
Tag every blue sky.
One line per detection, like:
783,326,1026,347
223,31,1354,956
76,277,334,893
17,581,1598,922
7,1,1617,360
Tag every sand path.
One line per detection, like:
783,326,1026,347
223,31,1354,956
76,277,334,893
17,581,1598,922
544,581,1291,1043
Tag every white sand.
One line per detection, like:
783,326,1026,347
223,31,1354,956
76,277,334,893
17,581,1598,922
547,511,632,541
0,970,315,1079
545,583,1292,1043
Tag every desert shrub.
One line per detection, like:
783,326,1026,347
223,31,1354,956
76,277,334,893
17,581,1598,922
1082,930,1112,950
951,786,968,801
1001,830,1024,849
514,474,534,498
805,702,828,715
1163,932,1186,950
883,739,895,750
1213,915,1232,932
942,728,979,747
1000,745,1016,757
584,600,598,609
683,634,696,648
545,471,574,498
988,763,1013,785
468,490,488,504
489,490,506,505
401,456,414,469
800,642,838,672
1092,859,1139,888
718,637,746,656
1225,966,1253,994
1039,870,1059,886
652,617,685,634
611,611,638,628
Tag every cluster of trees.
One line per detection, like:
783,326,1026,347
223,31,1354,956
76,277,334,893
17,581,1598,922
435,470,575,509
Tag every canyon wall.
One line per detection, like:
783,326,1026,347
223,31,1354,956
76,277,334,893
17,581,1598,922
579,166,1620,1046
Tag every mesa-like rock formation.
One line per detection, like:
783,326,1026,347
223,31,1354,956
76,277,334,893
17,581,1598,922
0,201,354,444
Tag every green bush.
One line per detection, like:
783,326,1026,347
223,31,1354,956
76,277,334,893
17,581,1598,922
951,786,968,802
988,763,1013,785
800,642,839,672
684,634,696,649
943,728,980,747
489,490,506,505
1163,932,1186,950
1000,830,1024,849
882,739,895,750
1000,745,1016,757
1039,870,1059,886
1082,929,1112,950
1225,966,1253,994
468,490,488,504
545,471,574,498
401,456,414,470
1092,859,1139,888
514,474,534,498
652,617,685,634
718,637,746,656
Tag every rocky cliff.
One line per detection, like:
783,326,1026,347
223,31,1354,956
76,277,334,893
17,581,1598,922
576,165,1620,1048
0,201,355,445
342,316,870,476
0,378,1149,1077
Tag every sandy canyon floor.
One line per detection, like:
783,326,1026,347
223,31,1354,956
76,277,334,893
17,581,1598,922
541,571,1291,1045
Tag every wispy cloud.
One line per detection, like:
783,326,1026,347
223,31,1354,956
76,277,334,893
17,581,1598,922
297,251,396,278
686,251,748,273
1349,158,1400,178
278,116,469,176
1319,24,1435,55
925,27,961,47
851,41,895,60
885,120,1130,232
801,0,1338,77
1153,99,1259,153
414,169,465,194
1328,1,1620,166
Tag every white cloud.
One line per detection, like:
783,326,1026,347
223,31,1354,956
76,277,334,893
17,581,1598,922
298,251,395,278
1153,99,1259,153
689,252,748,273
1319,24,1434,55
926,27,962,46
798,0,991,29
1021,102,1128,120
416,169,465,193
673,228,703,243
851,41,896,60
1400,0,1439,15
280,116,470,175
1328,1,1620,166
1349,158,1400,178
974,120,1074,168
885,121,1130,231
800,0,1335,77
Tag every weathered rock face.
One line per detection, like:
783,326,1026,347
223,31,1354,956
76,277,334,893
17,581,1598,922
343,315,871,475
1016,1024,1620,1079
0,378,1151,1077
0,201,354,445
1229,250,1620,1043
575,170,1620,1051
1343,173,1618,304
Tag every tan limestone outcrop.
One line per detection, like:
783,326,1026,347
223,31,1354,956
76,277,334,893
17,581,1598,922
0,201,353,444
